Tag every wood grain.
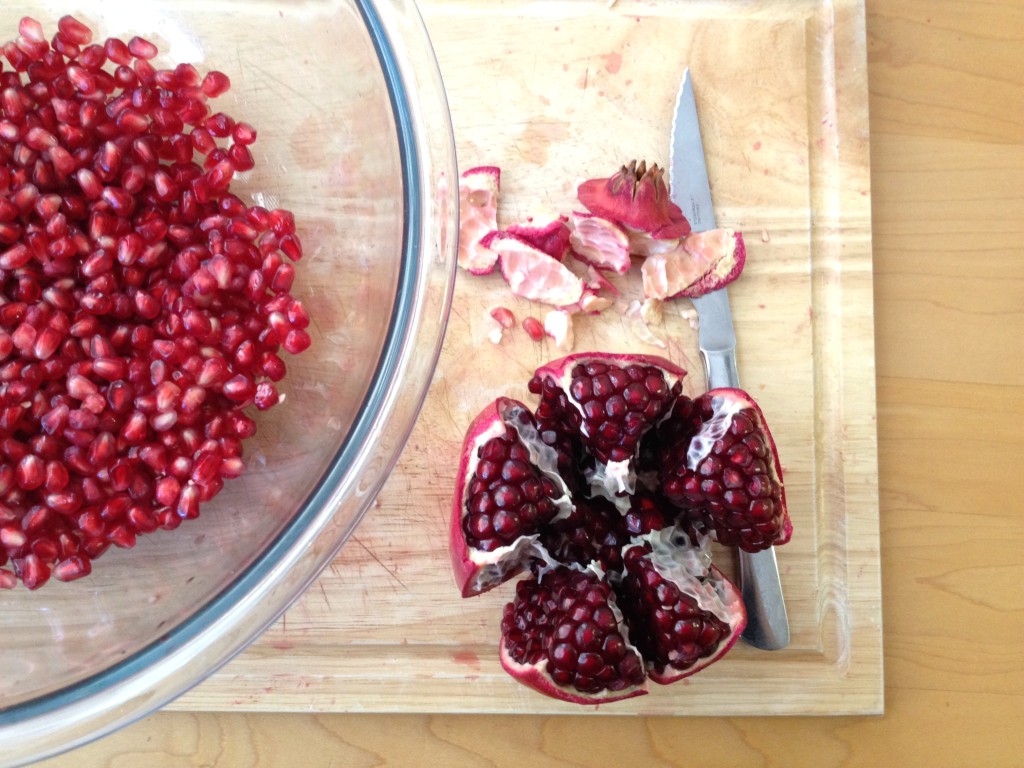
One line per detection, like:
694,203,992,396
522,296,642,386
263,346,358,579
30,0,1024,765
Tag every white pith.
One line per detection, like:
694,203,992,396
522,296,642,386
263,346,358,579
461,404,576,593
627,526,739,628
685,394,745,471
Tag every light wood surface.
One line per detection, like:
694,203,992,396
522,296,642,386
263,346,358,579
34,0,1024,765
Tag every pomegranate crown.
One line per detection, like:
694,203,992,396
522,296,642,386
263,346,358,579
577,159,691,240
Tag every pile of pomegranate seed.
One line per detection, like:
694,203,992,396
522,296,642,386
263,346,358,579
0,16,310,589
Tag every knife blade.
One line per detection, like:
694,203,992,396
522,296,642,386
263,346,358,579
669,68,790,651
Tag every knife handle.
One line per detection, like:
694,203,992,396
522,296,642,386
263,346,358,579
702,348,741,390
701,347,791,650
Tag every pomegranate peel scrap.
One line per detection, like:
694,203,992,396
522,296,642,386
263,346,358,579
486,231,585,307
505,216,571,262
641,229,746,300
457,166,501,275
568,212,631,274
543,309,574,352
577,160,691,241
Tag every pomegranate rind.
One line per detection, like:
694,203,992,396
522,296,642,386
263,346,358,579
585,266,621,297
458,166,501,275
487,232,585,307
641,229,746,300
506,216,572,262
577,160,691,241
498,639,649,704
449,398,570,597
569,212,631,274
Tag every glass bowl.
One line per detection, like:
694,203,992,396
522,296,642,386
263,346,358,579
0,1,456,765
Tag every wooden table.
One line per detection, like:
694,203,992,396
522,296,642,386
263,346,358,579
36,0,1023,764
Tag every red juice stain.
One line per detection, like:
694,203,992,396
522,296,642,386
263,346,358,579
452,650,481,671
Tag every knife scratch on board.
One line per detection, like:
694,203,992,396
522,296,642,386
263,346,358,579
353,536,409,591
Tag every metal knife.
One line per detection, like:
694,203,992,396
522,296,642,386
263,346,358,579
669,68,790,650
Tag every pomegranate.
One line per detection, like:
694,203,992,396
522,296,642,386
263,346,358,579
651,388,792,552
0,17,310,589
450,352,789,703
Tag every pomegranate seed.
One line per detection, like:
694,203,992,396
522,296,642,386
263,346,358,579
58,16,93,46
270,208,295,235
283,329,311,355
228,144,255,172
54,556,91,582
19,17,46,44
279,234,303,261
66,65,97,94
177,484,200,519
107,524,136,548
1,526,27,550
24,125,58,150
522,316,546,341
104,36,132,64
127,36,157,60
15,553,50,589
221,374,255,403
254,382,280,410
0,243,32,269
16,454,45,490
201,70,231,97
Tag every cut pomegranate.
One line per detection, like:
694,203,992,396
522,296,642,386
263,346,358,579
654,388,792,552
530,352,685,503
450,353,786,703
0,16,310,589
450,397,572,597
499,564,647,703
617,526,744,682
457,166,500,275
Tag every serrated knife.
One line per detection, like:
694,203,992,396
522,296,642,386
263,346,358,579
670,69,790,650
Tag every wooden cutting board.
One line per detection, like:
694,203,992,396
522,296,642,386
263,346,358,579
175,0,882,715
